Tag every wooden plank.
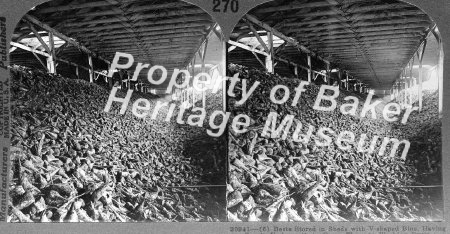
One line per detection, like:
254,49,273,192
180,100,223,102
23,14,110,64
9,46,17,53
10,41,50,57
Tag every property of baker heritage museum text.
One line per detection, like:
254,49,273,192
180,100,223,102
4,0,443,223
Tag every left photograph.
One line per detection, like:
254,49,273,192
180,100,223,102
8,0,227,222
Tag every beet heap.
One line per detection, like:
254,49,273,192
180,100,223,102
227,64,442,222
9,65,226,222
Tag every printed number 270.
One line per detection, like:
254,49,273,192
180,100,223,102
213,0,239,13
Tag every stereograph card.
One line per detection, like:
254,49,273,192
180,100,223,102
0,0,449,233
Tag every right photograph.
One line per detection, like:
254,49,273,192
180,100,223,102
226,0,443,222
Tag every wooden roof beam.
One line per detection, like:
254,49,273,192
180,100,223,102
183,23,217,67
62,9,209,28
26,22,51,54
314,34,423,44
10,41,49,57
67,19,212,33
23,14,110,64
90,32,205,43
76,25,206,39
252,0,369,14
99,44,200,52
284,24,428,36
351,9,428,22
298,31,423,42
244,19,270,53
126,1,191,14
263,4,415,26
34,0,142,14
309,40,419,48
279,10,426,28
307,37,419,46
244,14,329,64
48,5,202,21
99,47,196,53
281,17,430,33
282,26,427,40
322,48,414,54
228,40,326,76
348,2,416,14
88,35,201,46
324,0,379,86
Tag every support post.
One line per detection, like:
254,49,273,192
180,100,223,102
265,31,274,73
294,65,299,79
46,32,56,74
326,63,331,85
75,65,79,78
88,55,94,83
202,38,208,109
191,63,196,107
338,70,342,88
409,60,413,105
346,73,349,91
307,55,312,82
403,69,408,107
418,39,427,112
222,40,227,112
435,31,444,118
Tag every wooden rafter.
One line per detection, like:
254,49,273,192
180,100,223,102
26,22,51,54
23,14,110,64
323,0,381,86
244,19,270,53
244,14,330,64
66,16,212,33
228,40,326,77
34,0,142,14
184,23,216,68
